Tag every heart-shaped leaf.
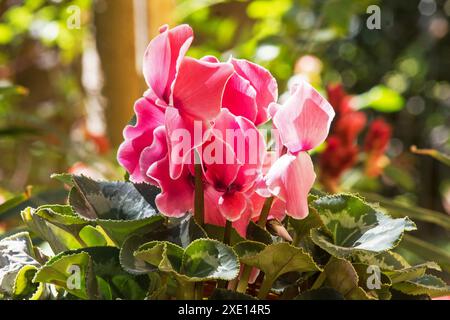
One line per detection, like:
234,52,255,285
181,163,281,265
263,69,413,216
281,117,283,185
386,262,441,284
120,215,206,275
319,258,371,300
238,242,321,298
68,175,164,244
34,247,148,300
182,239,239,280
310,194,416,258
34,251,92,299
353,263,392,300
135,239,240,282
21,207,85,253
392,274,450,298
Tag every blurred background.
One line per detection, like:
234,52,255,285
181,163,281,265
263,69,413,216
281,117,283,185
0,0,449,276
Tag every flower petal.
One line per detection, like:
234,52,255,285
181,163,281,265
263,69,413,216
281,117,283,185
139,126,168,185
265,152,316,219
230,58,278,125
204,186,227,226
202,134,241,189
218,191,247,222
165,107,207,179
209,109,265,190
222,73,258,123
172,57,234,121
147,153,194,218
273,80,335,153
117,97,165,183
143,24,193,103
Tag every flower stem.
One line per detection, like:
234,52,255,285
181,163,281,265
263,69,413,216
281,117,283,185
257,275,274,299
236,265,252,293
258,197,274,228
194,158,204,226
223,219,232,245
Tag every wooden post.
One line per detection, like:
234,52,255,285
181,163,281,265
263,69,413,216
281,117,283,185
94,0,175,147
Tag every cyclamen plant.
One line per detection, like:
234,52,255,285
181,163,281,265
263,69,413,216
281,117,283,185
1,25,449,301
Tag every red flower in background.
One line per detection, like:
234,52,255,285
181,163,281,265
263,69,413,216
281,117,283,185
326,83,353,116
319,84,393,191
319,84,366,192
364,118,392,177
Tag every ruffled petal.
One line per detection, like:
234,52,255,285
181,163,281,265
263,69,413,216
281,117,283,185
272,80,335,153
265,152,316,219
117,97,165,183
143,24,193,103
172,57,234,121
147,153,194,217
230,58,278,125
139,126,168,185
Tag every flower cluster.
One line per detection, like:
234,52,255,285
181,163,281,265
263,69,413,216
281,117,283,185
117,24,335,237
319,84,392,192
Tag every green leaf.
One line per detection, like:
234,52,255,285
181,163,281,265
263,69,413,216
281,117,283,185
295,287,345,300
182,239,240,280
320,258,372,300
355,251,410,271
240,242,320,276
289,207,324,242
386,262,441,284
50,173,75,186
21,207,84,253
352,263,392,300
34,247,148,300
392,274,450,298
12,265,48,300
0,232,40,296
233,241,266,259
120,215,205,275
135,239,240,282
240,242,320,297
69,175,164,244
246,221,273,244
79,226,108,247
354,85,404,113
310,194,416,258
33,251,92,299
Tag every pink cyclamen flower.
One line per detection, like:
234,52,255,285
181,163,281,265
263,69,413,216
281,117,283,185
264,80,335,219
202,56,278,126
118,24,234,183
202,108,266,224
